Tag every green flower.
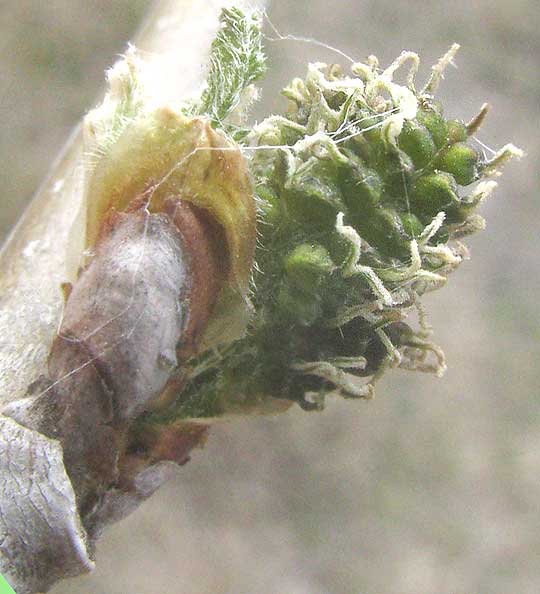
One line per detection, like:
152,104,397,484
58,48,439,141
125,11,522,423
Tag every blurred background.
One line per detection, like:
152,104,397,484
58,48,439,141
2,0,539,592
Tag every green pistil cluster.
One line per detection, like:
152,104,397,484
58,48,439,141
159,47,521,420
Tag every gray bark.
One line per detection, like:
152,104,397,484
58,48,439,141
1,211,191,593
0,417,93,594
0,1,264,592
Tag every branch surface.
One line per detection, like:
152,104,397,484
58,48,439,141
0,1,263,592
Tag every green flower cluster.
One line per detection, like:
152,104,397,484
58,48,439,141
141,12,521,423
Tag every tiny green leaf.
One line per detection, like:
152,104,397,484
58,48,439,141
194,8,266,125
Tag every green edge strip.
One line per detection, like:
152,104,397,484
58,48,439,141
0,574,16,594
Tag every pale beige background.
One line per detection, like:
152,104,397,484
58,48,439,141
2,1,540,592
